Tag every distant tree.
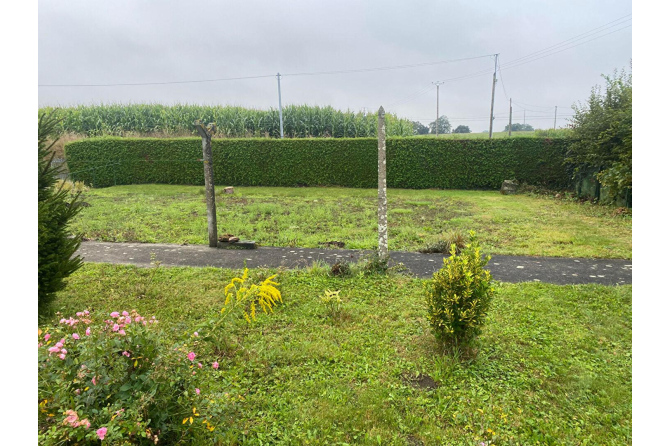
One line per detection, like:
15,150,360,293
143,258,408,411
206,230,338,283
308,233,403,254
452,125,471,134
566,66,632,202
412,121,429,135
429,116,451,134
504,123,534,132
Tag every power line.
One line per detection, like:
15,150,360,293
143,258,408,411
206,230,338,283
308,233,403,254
39,54,496,88
386,84,435,108
502,14,631,66
38,74,277,88
283,54,495,77
500,24,631,71
435,15,632,85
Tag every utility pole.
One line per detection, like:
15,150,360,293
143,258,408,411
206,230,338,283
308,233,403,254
508,98,512,137
488,54,499,139
277,73,284,138
433,81,444,136
553,105,557,130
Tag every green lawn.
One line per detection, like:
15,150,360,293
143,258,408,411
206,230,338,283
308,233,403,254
50,264,632,445
72,185,632,259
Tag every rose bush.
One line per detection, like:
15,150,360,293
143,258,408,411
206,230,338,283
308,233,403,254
38,309,226,445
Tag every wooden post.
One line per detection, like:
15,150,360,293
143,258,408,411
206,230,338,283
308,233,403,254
377,106,388,260
508,98,512,137
195,121,218,247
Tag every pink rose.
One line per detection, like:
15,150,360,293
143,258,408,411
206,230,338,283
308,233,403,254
122,351,130,357
96,427,107,440
187,352,196,362
122,311,129,316
118,329,126,336
110,312,119,318
197,363,202,368
59,353,66,360
48,346,60,353
44,333,51,341
55,342,64,348
72,333,80,340
212,361,219,369
125,317,131,324
85,327,91,336
195,388,200,395
112,324,119,332
61,349,68,354
91,376,97,385
80,419,91,429
193,332,199,337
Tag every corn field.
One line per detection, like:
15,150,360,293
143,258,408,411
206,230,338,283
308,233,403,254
39,104,415,138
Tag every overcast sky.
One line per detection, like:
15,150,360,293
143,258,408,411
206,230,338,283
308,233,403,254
38,0,632,132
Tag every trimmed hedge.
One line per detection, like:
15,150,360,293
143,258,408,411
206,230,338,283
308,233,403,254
65,137,573,190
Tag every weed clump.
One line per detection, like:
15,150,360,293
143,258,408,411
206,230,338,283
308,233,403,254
425,232,495,351
330,261,352,277
419,231,467,255
361,253,408,276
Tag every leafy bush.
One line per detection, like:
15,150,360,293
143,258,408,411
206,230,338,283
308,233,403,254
425,232,495,349
65,136,573,190
567,67,632,202
38,112,84,313
38,310,221,444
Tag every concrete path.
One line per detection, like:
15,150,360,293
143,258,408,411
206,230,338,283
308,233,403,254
77,241,632,286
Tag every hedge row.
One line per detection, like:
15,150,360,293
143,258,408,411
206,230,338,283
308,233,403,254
65,137,573,190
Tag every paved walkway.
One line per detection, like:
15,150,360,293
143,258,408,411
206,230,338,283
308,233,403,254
77,241,632,285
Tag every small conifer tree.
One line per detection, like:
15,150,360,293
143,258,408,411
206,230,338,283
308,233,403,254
38,111,83,313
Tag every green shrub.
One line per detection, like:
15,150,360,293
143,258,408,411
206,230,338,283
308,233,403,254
425,232,495,349
38,309,222,444
65,137,573,190
38,112,83,314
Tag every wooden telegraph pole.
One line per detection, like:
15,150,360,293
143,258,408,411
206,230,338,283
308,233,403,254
377,106,388,260
195,121,218,247
488,54,499,139
508,98,512,137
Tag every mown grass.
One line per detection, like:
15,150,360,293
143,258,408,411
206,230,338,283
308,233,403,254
50,264,632,445
72,185,632,259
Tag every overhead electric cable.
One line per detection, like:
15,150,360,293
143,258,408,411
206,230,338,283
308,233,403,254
502,14,631,66
436,15,632,84
39,54,495,87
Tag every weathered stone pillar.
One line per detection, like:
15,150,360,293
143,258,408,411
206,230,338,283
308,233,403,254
377,106,388,260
